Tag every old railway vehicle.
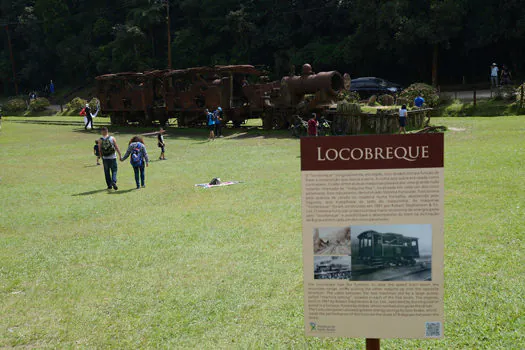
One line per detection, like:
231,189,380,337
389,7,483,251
356,230,420,267
95,63,346,129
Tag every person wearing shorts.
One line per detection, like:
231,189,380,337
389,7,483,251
157,128,166,160
399,104,408,134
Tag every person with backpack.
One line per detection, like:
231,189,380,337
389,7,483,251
120,136,149,189
206,109,215,140
98,127,122,190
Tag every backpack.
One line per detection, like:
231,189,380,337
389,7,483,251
100,137,115,157
80,108,86,116
209,177,221,185
130,143,143,167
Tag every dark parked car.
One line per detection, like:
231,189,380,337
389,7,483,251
350,77,402,98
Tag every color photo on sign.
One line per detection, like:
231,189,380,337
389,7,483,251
350,224,432,282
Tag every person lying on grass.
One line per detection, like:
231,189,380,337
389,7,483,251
120,136,149,189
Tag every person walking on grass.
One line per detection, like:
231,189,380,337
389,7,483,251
214,107,223,138
93,140,101,165
120,136,149,189
207,109,215,140
83,103,93,130
399,104,408,134
98,127,122,190
157,128,166,160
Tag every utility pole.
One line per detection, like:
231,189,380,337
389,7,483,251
166,0,172,69
5,25,19,95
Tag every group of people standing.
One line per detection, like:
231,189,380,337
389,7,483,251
93,127,166,190
490,63,512,88
206,107,224,140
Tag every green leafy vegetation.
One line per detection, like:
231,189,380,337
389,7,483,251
64,97,88,115
2,0,525,96
28,97,50,112
399,83,439,107
440,99,524,117
0,116,523,348
3,98,27,112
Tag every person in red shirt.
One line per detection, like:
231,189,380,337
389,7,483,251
307,113,319,136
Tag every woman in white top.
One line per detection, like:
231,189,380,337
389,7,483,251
399,104,408,134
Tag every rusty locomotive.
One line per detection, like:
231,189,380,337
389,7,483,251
95,64,346,129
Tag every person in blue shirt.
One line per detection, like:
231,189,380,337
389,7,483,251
414,94,425,108
206,109,215,140
49,80,55,95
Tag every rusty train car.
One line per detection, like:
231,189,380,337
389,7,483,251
95,64,345,129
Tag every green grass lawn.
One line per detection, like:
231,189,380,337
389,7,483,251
0,116,523,349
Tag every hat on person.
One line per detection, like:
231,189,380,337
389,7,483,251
86,103,89,107
218,107,222,111
492,63,497,66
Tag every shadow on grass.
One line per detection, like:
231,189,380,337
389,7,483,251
8,117,301,140
84,164,101,168
72,189,108,196
107,188,138,195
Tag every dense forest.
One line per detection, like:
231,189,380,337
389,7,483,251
1,0,524,95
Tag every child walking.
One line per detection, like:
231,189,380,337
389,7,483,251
93,140,101,165
120,136,149,189
399,104,408,134
157,128,166,160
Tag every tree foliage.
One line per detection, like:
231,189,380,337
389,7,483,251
1,0,524,95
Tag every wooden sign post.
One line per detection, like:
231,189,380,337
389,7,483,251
366,338,380,350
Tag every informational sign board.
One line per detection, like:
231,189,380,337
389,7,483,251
301,134,444,339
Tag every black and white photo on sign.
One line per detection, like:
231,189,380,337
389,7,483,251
314,256,352,280
313,226,351,255
350,224,432,281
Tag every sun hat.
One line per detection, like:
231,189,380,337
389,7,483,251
492,63,497,66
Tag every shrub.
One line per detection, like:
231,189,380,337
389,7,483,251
338,90,360,103
438,93,453,106
336,101,362,114
396,97,409,107
399,83,439,107
442,100,466,117
29,97,50,112
515,83,525,102
4,98,27,112
492,85,516,101
368,95,377,106
378,94,394,106
66,97,87,113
